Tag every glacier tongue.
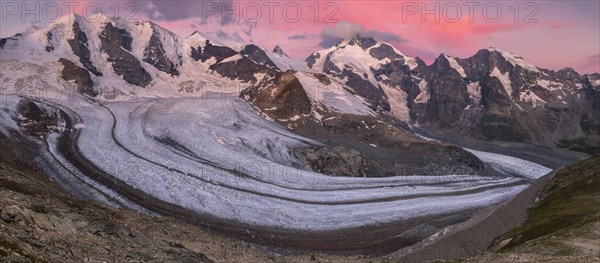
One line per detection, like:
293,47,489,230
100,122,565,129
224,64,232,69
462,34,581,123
6,91,549,231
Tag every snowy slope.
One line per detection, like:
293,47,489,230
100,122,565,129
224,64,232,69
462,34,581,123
197,30,246,51
295,72,375,116
267,50,309,71
488,47,541,73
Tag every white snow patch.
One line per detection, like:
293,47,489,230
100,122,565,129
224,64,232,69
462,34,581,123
414,79,430,104
536,79,563,91
488,47,541,73
519,90,546,107
445,55,466,78
197,30,246,51
490,67,513,96
404,57,418,70
267,51,309,71
296,72,374,116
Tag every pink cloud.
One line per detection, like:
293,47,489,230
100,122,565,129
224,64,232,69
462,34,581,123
1,1,597,73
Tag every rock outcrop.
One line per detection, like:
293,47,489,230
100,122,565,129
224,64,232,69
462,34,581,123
272,45,288,57
294,146,373,177
68,21,102,76
143,26,180,76
191,40,238,63
241,71,311,120
15,99,59,135
240,44,277,68
16,99,42,122
100,22,152,87
58,58,96,96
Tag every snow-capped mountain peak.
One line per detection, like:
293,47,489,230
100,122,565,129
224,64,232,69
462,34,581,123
487,47,540,73
196,30,246,51
272,45,288,57
303,35,422,119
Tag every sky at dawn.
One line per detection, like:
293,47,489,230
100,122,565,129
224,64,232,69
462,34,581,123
1,0,599,73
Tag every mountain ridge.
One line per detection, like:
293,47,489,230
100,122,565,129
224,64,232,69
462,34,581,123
1,15,598,154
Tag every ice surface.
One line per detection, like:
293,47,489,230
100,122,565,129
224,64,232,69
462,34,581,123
9,92,545,230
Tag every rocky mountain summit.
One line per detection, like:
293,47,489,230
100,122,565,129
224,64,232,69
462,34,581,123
306,35,600,154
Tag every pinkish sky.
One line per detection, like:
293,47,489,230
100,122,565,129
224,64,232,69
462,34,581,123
1,0,598,73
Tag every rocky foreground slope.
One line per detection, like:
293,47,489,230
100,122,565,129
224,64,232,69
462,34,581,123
0,162,369,263
1,151,597,263
459,155,600,263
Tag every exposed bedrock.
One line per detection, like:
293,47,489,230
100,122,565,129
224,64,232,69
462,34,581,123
100,22,152,87
58,58,96,97
143,26,180,76
295,113,487,177
241,71,312,120
67,21,102,77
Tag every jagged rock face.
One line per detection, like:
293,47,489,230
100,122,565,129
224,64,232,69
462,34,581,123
143,27,179,76
97,22,133,51
344,69,391,111
312,73,331,85
68,21,102,76
421,54,471,127
581,74,600,136
16,99,59,135
348,36,377,49
0,34,20,49
272,45,288,57
45,32,54,52
369,43,403,61
411,49,598,147
210,57,275,83
58,58,96,97
241,71,311,120
307,38,598,152
190,40,237,63
100,22,152,87
240,44,277,68
371,60,417,109
309,36,417,112
321,52,391,111
305,52,320,69
17,99,42,122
